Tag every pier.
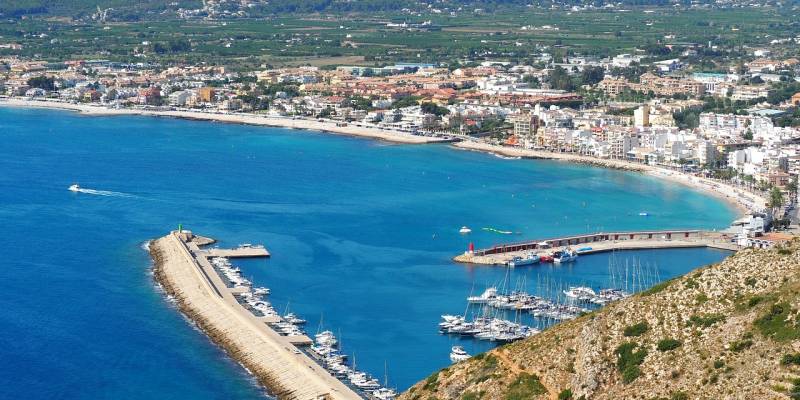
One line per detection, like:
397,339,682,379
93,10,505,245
203,246,271,258
454,229,739,265
151,230,361,400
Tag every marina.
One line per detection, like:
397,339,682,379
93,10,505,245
153,229,399,400
151,229,363,400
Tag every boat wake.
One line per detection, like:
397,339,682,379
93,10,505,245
71,187,134,198
482,227,514,235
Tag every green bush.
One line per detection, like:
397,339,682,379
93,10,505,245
505,373,546,400
782,353,800,366
671,392,689,400
558,389,573,400
615,342,647,384
791,378,800,400
687,313,726,328
730,339,753,353
462,392,480,400
657,338,682,352
643,280,672,296
423,372,439,391
748,296,763,308
623,322,649,337
755,303,800,341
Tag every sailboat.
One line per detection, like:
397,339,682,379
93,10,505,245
372,361,397,399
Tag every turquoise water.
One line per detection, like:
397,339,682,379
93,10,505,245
0,106,734,398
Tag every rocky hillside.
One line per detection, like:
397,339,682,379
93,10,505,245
401,242,800,400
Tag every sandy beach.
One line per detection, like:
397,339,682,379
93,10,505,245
2,97,766,215
453,140,767,215
0,97,449,145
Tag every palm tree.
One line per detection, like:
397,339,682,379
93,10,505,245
769,186,785,217
786,178,798,205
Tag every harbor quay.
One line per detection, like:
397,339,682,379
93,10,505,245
150,230,362,400
455,230,740,265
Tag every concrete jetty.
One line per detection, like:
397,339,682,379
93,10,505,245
204,246,271,258
455,229,739,265
151,230,361,400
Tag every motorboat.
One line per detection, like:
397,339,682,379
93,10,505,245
459,226,472,234
553,248,578,264
373,388,398,400
508,252,540,267
449,345,470,363
563,286,597,301
284,313,306,325
466,287,498,303
68,184,80,192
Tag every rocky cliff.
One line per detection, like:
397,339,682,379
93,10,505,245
401,242,800,400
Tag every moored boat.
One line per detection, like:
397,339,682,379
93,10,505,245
508,252,540,267
553,248,578,264
449,346,470,363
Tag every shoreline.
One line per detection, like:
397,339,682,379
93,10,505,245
150,231,361,400
0,97,449,145
2,97,765,216
452,140,765,216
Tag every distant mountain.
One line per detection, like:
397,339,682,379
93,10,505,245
400,244,800,399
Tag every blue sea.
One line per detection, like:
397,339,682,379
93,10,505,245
0,106,735,398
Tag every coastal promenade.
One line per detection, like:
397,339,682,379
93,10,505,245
151,230,362,400
455,229,739,265
0,97,450,145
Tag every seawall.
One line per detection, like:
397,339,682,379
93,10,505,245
150,231,361,400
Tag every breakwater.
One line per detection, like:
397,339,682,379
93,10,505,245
151,230,362,400
455,230,739,265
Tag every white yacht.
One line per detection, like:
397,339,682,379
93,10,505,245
373,388,397,400
467,287,498,303
284,313,306,325
68,184,80,192
563,286,596,301
449,346,470,363
553,248,578,264
459,226,472,234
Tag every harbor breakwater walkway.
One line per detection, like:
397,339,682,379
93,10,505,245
151,230,361,400
454,230,739,265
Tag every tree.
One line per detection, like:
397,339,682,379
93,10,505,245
548,66,574,91
420,102,449,116
27,76,56,91
769,186,785,212
787,178,798,204
580,66,605,86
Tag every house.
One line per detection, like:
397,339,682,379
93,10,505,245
197,87,215,103
168,90,191,106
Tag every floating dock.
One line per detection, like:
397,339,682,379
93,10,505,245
455,229,739,265
151,230,361,400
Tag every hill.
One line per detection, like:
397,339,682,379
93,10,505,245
400,242,800,400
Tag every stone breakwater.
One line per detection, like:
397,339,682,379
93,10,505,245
150,232,361,400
